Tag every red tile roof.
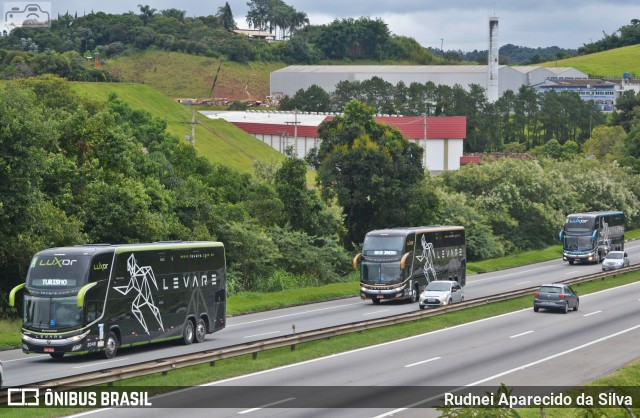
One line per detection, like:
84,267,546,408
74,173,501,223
230,116,466,140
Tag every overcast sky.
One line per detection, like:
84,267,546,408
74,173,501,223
12,0,640,51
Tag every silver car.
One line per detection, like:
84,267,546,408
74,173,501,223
602,251,630,271
418,280,464,309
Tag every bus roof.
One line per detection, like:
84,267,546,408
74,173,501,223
365,226,464,236
34,241,224,256
567,211,623,218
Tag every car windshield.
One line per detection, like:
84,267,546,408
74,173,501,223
606,253,623,259
539,286,561,294
426,282,451,292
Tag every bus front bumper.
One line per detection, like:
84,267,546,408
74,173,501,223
563,252,596,263
22,330,91,355
360,284,408,301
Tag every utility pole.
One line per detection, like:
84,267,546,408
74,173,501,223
284,109,301,156
181,109,196,146
422,113,428,169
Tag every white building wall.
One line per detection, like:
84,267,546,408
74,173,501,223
447,139,464,171
271,65,589,100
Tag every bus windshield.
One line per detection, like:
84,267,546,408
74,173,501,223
564,217,595,233
23,295,83,330
362,235,405,256
361,261,402,284
564,235,594,251
26,254,91,289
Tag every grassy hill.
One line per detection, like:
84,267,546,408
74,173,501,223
101,50,287,101
71,82,286,174
540,44,640,77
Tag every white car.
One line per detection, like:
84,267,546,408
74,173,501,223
418,280,464,309
602,251,630,271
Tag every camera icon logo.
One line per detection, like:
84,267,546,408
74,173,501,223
3,2,51,28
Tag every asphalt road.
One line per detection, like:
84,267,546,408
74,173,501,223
64,279,640,418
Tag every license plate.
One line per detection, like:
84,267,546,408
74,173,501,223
375,295,384,299
44,347,54,353
428,298,438,303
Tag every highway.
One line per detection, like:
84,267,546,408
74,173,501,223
66,278,640,418
2,243,640,408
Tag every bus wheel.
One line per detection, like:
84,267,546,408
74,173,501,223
104,331,119,359
195,318,207,343
182,319,195,345
410,285,419,303
50,352,64,359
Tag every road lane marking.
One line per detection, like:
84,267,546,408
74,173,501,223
2,355,49,363
73,358,130,369
238,397,296,414
243,331,281,339
509,330,534,339
468,323,640,386
404,357,441,368
375,322,640,417
583,310,602,317
228,302,361,327
515,281,531,285
362,310,389,316
565,270,581,275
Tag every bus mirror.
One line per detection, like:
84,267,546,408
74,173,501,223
400,252,411,270
9,283,25,307
353,253,361,270
559,231,564,241
77,282,98,308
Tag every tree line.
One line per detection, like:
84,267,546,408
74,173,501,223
0,2,434,66
279,78,611,154
1,77,640,318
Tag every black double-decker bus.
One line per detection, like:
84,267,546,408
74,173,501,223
354,226,466,304
9,241,226,359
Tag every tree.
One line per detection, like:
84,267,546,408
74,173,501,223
308,100,427,246
275,154,344,238
216,2,236,32
137,4,157,25
583,125,627,161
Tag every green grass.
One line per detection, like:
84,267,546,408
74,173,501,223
540,44,640,77
3,271,639,417
102,50,286,100
70,82,286,175
467,245,563,274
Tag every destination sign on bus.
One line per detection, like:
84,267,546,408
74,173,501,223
31,279,77,286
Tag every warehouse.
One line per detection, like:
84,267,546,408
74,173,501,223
269,65,588,100
200,110,467,173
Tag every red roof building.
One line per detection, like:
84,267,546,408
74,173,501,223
200,111,467,172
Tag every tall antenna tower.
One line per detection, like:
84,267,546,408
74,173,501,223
487,16,499,102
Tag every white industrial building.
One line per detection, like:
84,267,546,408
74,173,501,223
200,110,467,173
270,65,588,101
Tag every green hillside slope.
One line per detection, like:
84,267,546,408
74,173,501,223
101,50,286,100
540,44,640,77
71,82,285,174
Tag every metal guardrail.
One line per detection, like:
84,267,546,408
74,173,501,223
2,264,638,404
